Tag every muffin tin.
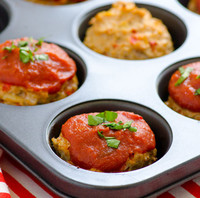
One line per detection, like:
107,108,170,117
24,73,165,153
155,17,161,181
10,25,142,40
0,0,200,197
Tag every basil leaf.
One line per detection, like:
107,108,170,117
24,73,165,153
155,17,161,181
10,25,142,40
105,111,118,122
35,54,49,61
36,37,44,46
196,75,200,79
88,115,104,126
103,122,123,130
175,67,193,86
106,139,120,149
123,121,133,129
20,50,31,63
97,131,104,138
34,47,39,52
195,88,200,95
179,67,185,74
104,136,115,140
96,112,105,121
129,126,137,132
3,42,16,52
18,41,28,47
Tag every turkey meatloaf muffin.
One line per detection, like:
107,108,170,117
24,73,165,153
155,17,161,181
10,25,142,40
26,0,86,5
0,37,78,106
83,1,174,60
166,62,200,120
188,0,200,14
52,110,157,172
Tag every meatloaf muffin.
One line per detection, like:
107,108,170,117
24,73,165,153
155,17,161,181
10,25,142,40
26,0,86,5
166,62,200,120
188,0,200,14
0,37,78,106
52,111,157,172
83,1,174,60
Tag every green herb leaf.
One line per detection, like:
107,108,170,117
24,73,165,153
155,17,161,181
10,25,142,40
123,121,133,129
103,122,124,130
19,48,34,63
18,41,28,47
96,111,118,122
35,54,49,61
88,115,104,126
3,42,16,52
105,111,118,122
34,47,39,52
175,67,193,86
106,139,120,149
97,131,120,149
196,75,200,79
36,37,44,46
96,112,105,121
97,131,104,138
195,88,200,95
20,46,30,51
129,126,137,132
20,50,31,63
104,136,116,140
179,67,185,74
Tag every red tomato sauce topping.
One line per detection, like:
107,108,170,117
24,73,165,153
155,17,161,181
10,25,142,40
168,62,200,112
61,111,156,172
196,0,200,13
0,38,76,94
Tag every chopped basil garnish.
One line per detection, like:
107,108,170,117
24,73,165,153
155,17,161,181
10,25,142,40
3,42,16,52
36,37,44,46
18,41,28,47
104,111,118,122
195,88,200,95
103,120,137,132
20,46,30,51
88,115,104,126
98,131,120,149
123,120,133,129
19,48,34,63
3,38,49,64
88,111,137,132
129,126,137,132
175,67,193,86
96,111,118,122
103,122,124,130
88,111,118,126
196,75,200,79
106,139,120,149
97,131,104,138
179,67,185,74
35,54,49,61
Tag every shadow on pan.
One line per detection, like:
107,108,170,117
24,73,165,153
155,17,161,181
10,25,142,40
0,3,9,33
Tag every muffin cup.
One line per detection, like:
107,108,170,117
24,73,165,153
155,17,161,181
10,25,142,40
0,0,200,197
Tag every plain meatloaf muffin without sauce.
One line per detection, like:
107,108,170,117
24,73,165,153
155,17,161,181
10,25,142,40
83,1,174,60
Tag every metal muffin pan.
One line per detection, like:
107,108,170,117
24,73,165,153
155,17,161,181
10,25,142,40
0,0,200,197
